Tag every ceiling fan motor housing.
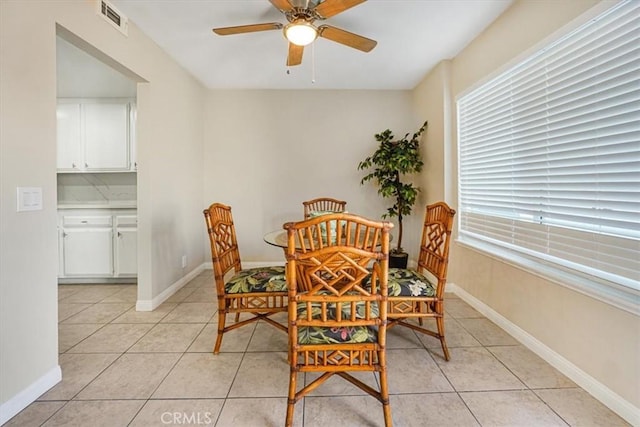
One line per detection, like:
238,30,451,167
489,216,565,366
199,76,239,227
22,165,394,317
285,8,321,24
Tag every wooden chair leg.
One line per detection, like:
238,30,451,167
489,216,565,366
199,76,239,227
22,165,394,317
213,310,226,355
383,400,392,427
379,366,392,427
436,316,450,361
285,368,298,427
415,302,424,326
234,313,240,323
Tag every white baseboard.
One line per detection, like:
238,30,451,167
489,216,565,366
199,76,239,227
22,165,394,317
0,365,61,425
153,260,283,306
135,264,205,311
448,283,640,427
58,278,137,284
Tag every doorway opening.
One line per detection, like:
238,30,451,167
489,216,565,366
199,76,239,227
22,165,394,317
55,27,139,289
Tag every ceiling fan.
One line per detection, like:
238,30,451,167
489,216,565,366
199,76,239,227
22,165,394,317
212,0,377,67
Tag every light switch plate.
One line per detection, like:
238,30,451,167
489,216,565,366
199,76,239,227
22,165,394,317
17,187,43,212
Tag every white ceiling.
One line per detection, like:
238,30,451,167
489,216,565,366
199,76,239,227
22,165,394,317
110,0,513,90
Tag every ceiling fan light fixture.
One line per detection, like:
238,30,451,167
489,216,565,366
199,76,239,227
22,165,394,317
284,20,317,46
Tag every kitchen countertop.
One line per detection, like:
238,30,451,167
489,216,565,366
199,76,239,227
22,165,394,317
57,201,137,209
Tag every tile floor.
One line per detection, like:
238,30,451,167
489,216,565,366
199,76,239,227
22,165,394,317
5,270,630,426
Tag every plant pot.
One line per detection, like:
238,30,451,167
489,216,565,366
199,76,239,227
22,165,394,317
389,252,408,269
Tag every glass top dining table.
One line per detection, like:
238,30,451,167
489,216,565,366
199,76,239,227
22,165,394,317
263,229,289,248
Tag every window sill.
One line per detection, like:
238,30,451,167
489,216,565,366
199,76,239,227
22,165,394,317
455,235,640,316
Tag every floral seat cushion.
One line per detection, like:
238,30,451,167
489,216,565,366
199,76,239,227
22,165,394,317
296,291,378,344
363,268,436,297
387,268,436,297
225,266,287,293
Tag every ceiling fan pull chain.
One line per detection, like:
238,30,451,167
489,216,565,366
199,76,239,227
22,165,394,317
311,42,316,84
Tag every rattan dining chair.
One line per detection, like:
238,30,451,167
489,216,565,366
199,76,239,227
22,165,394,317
284,213,394,427
203,203,287,354
302,197,347,219
385,201,456,360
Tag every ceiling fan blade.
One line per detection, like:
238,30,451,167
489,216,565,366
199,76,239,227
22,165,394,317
314,0,366,19
287,43,304,66
269,0,294,13
212,23,283,36
318,25,377,52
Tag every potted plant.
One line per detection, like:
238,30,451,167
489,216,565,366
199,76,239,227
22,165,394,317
358,121,427,268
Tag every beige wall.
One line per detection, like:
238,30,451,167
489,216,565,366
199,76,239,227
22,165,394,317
413,0,639,414
0,0,60,409
0,0,204,415
203,89,422,261
412,60,453,205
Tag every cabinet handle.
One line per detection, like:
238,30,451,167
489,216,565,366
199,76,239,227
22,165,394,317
117,232,122,237
85,163,88,168
62,232,67,238
72,163,76,168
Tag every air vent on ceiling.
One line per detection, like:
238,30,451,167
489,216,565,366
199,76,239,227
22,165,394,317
98,0,128,36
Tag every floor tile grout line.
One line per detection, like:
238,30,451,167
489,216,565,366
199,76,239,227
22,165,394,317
419,324,497,427
64,352,126,402
58,287,130,306
483,346,529,390
57,302,95,323
212,318,257,427
37,399,72,426
457,390,483,426
530,388,575,427
58,297,153,354
59,322,111,354
59,301,136,325
126,350,191,426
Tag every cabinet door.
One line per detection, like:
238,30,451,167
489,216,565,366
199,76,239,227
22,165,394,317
62,228,113,276
56,104,82,170
84,103,129,170
115,228,137,276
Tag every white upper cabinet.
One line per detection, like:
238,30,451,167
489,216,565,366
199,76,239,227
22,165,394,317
84,103,129,170
56,104,82,170
57,100,134,172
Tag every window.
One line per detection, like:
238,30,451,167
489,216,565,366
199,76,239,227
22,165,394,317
457,0,639,312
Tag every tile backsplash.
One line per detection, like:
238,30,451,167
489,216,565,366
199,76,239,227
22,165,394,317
57,173,137,204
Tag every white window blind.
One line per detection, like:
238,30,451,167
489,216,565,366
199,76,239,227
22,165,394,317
457,1,640,297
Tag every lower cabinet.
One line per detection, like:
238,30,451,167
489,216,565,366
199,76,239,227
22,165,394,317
58,209,136,280
115,215,137,277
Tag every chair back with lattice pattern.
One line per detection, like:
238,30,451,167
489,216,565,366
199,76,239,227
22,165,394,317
203,203,242,295
416,202,456,298
302,197,347,219
284,213,393,366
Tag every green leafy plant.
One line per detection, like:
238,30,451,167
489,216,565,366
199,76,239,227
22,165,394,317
358,121,427,254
